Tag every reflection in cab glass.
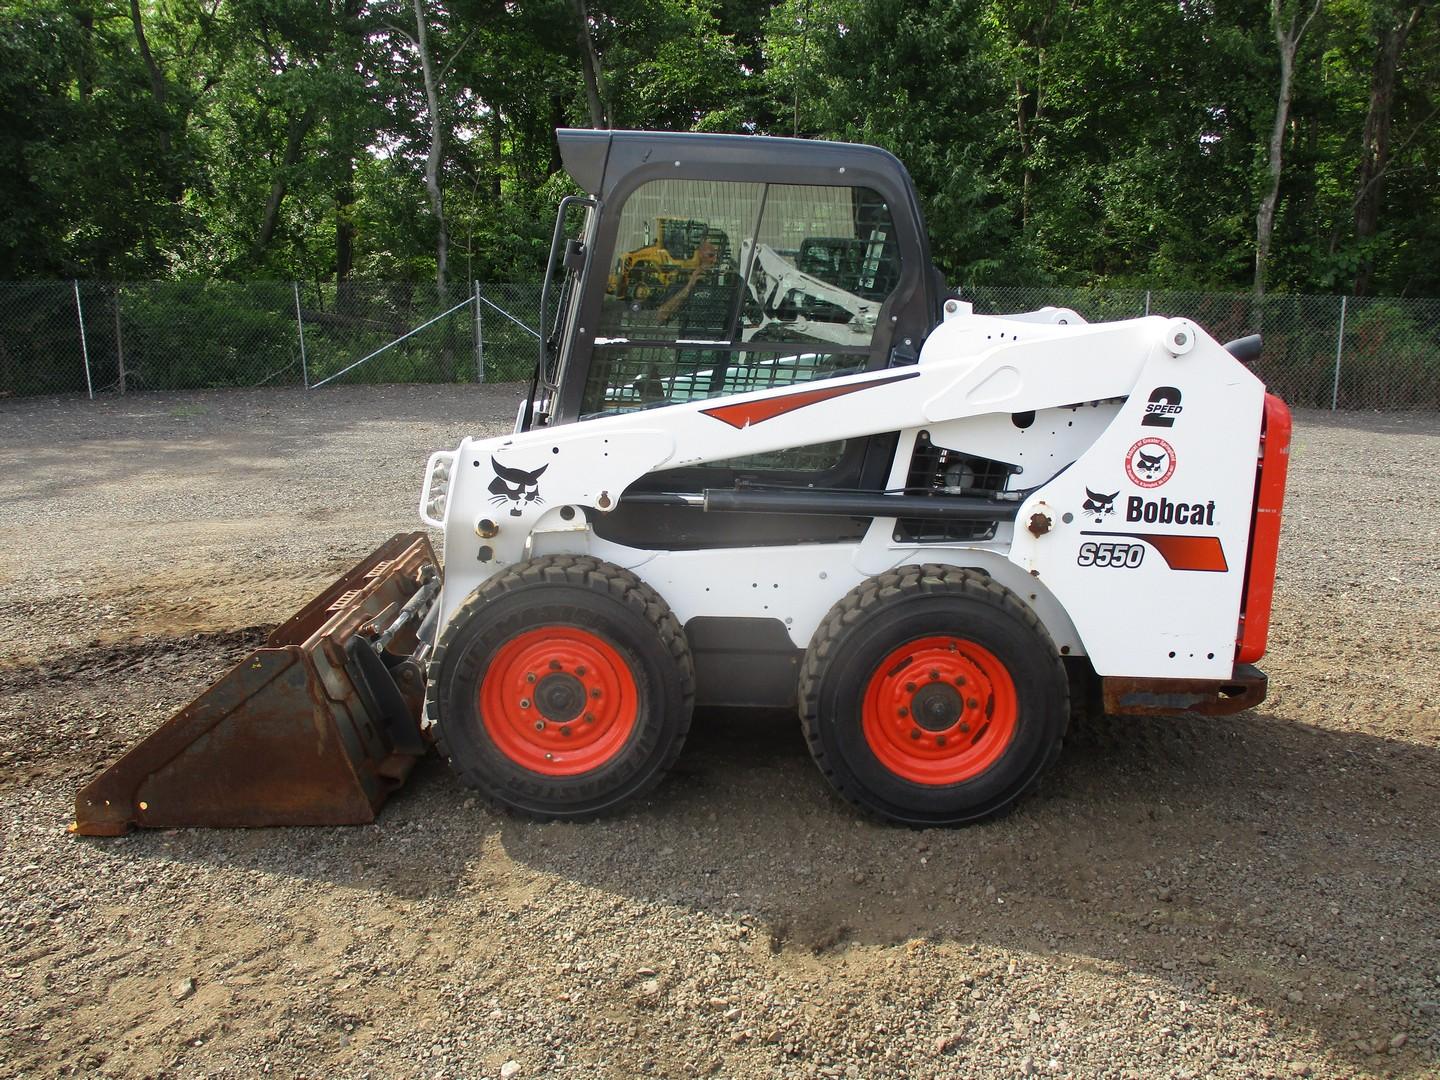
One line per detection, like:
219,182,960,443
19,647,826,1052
585,179,901,420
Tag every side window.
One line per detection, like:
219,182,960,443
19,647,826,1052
584,179,902,472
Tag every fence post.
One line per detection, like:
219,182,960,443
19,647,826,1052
1331,295,1347,411
293,281,310,389
113,283,127,395
73,280,94,400
1144,290,1151,317
473,280,485,383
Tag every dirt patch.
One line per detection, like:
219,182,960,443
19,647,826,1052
1,389,1437,1078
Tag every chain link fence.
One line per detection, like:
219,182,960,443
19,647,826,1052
2,281,1437,408
0,280,543,398
967,287,1440,410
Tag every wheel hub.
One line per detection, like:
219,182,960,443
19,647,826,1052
860,635,1018,786
479,627,638,776
534,672,585,722
911,683,962,731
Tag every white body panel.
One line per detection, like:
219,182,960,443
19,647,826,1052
423,309,1265,681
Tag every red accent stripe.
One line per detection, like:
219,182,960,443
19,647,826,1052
1083,531,1229,572
1137,533,1230,573
1236,394,1292,663
700,370,918,429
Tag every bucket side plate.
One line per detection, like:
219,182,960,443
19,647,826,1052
71,532,438,836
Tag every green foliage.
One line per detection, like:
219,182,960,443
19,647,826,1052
119,280,301,388
1338,298,1440,407
2,0,1439,298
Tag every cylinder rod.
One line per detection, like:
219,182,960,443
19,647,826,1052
700,488,1019,522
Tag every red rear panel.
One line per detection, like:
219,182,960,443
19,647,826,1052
1236,394,1293,664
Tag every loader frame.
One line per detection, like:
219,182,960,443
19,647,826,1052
75,129,1292,834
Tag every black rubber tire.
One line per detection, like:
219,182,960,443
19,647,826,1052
427,555,694,820
798,565,1068,826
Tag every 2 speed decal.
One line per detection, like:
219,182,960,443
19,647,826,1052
1125,437,1176,488
1141,386,1183,428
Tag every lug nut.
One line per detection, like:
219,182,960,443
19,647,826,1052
955,676,967,686
526,672,536,683
910,728,921,740
959,723,971,734
560,726,571,737
590,688,601,699
930,670,940,680
904,682,916,693
936,735,947,747
967,698,978,709
576,666,587,676
549,660,562,671
584,713,595,723
519,699,531,709
534,720,545,731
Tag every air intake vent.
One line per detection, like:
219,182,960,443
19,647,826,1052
894,431,1018,543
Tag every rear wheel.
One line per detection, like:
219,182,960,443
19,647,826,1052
428,556,694,819
799,565,1067,825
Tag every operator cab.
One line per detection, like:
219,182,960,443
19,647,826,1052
530,129,942,548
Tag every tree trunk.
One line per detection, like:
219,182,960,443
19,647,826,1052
1004,3,1057,240
334,0,364,295
1015,77,1034,233
128,0,169,156
1353,3,1425,296
547,98,566,177
74,9,94,100
335,153,355,293
1255,0,1324,300
569,0,609,128
129,0,188,203
493,118,506,199
253,107,317,259
413,0,449,299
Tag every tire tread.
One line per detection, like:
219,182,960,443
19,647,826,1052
797,564,1068,823
425,555,694,821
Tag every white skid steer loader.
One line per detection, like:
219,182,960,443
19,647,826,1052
74,130,1291,834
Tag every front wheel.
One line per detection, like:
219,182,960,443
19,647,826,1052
427,556,694,820
799,565,1068,825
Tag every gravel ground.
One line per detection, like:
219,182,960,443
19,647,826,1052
1,386,1437,1080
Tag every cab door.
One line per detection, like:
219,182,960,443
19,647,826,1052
547,131,939,546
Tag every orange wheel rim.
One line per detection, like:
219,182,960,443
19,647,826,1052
479,627,638,776
861,636,1018,785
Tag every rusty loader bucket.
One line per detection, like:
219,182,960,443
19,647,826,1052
71,533,441,836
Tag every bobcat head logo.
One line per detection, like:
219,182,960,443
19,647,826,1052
1082,487,1118,523
1134,449,1167,478
488,457,548,517
1125,437,1176,488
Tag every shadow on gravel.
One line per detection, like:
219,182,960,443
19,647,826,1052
71,697,1439,1073
494,705,1440,1074
69,755,495,903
